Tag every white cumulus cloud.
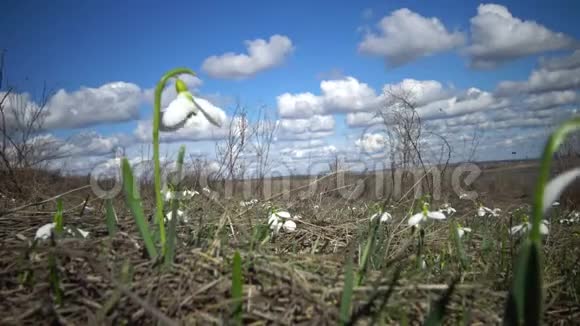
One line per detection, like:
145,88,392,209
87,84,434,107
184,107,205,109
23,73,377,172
201,34,294,79
358,8,465,66
467,3,578,68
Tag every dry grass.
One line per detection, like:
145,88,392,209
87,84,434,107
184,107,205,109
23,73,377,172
1,161,579,325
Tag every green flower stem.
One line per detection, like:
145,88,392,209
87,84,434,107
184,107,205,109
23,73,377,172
530,117,580,241
153,67,197,251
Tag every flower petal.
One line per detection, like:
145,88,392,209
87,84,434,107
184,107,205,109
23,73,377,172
282,220,297,232
539,222,550,235
543,167,580,215
427,211,446,220
35,223,56,240
477,207,486,217
380,212,392,223
408,213,424,226
160,93,197,131
510,224,525,235
275,211,292,219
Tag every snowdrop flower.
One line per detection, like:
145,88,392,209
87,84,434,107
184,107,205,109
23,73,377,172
160,80,222,131
456,225,472,238
440,203,456,215
477,206,501,217
163,190,174,202
165,209,186,222
202,187,211,194
313,205,320,210
511,218,549,236
267,210,296,234
408,204,446,227
35,223,56,240
34,223,90,240
459,193,470,200
240,199,259,207
182,190,199,198
552,201,560,207
370,211,392,223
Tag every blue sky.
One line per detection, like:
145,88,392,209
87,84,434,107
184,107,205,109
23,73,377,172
2,0,580,175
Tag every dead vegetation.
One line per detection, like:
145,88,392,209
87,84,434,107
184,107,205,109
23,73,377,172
1,165,579,325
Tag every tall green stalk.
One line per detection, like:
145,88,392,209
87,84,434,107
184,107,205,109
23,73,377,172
153,68,197,252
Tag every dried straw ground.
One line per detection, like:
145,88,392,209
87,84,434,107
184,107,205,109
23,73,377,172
1,189,579,325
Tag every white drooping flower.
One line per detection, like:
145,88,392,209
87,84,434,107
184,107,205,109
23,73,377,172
370,212,392,223
163,190,174,202
456,225,472,239
510,219,550,236
408,204,446,227
543,167,580,215
165,209,188,223
459,193,470,200
267,210,297,234
35,223,56,240
160,90,223,131
34,223,90,241
240,199,259,207
477,205,501,217
440,203,456,215
182,190,199,198
202,187,211,194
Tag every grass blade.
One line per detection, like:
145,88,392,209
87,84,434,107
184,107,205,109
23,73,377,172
423,277,459,326
357,219,380,286
451,222,468,270
48,235,62,305
53,198,64,235
164,145,186,267
339,255,355,325
504,240,542,326
121,158,158,259
231,251,243,325
105,198,118,236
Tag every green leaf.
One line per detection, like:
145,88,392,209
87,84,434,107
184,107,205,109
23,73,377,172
121,158,158,259
356,219,380,286
231,251,243,325
339,256,355,325
164,145,186,267
53,198,64,235
451,222,468,270
105,199,117,236
504,240,542,326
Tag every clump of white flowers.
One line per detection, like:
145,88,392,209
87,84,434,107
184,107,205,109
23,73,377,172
240,199,259,207
267,210,297,233
510,216,549,236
